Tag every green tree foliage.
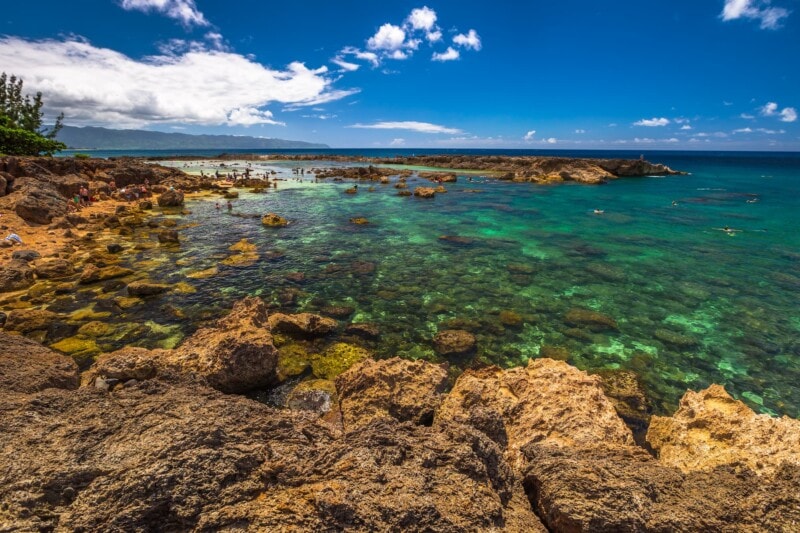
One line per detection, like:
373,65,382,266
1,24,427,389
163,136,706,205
0,72,66,155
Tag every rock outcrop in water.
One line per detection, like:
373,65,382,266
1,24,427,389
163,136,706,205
2,296,799,531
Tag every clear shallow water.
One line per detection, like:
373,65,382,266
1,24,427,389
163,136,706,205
61,151,800,416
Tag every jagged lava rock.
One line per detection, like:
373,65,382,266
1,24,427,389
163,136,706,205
268,312,337,338
335,357,449,430
0,260,34,292
437,358,633,453
647,384,800,476
156,189,184,207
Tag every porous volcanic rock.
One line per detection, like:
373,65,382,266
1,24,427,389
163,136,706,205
33,257,75,279
0,260,34,292
126,280,171,296
0,332,79,394
647,384,800,476
413,186,436,198
14,187,67,224
261,212,288,227
268,312,337,338
335,358,449,430
521,442,800,532
2,308,60,334
157,189,184,207
436,358,634,452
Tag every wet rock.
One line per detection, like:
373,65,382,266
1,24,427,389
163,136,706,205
157,229,180,244
319,305,355,319
344,322,380,340
311,342,371,380
2,308,59,334
79,264,134,284
33,258,74,279
157,189,184,207
106,243,124,253
82,347,162,385
138,200,153,210
261,213,288,227
654,328,699,348
349,217,369,225
538,345,570,361
350,260,376,275
285,271,305,283
286,378,337,415
413,186,436,198
499,310,523,327
268,312,338,338
126,280,171,296
437,358,634,451
336,358,448,430
594,369,652,443
647,384,800,476
397,189,412,196
563,307,619,331
0,260,34,292
0,332,79,393
432,329,476,356
438,235,474,245
11,249,41,262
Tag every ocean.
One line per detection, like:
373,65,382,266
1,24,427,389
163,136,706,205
57,149,800,417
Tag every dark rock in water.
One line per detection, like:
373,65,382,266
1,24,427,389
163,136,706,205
0,332,79,393
336,358,449,430
594,369,653,444
285,271,305,283
33,258,74,279
126,280,171,297
438,235,474,245
499,310,523,327
11,249,41,262
223,190,239,199
115,205,128,214
538,345,570,361
320,305,355,319
2,308,59,334
344,322,380,340
414,186,436,198
350,260,375,275
261,213,288,227
0,260,34,292
268,313,338,338
433,329,477,356
654,328,699,348
349,217,369,225
138,200,153,210
106,243,124,254
397,190,412,196
157,230,179,244
0,312,6,326
263,250,285,262
79,264,134,284
563,308,619,331
157,189,184,207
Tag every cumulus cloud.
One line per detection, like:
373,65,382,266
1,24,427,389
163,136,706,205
349,121,462,134
453,29,482,50
120,0,209,27
523,130,536,141
0,36,357,128
634,117,670,127
407,6,437,31
426,30,443,42
720,0,789,29
760,101,797,122
544,137,557,144
367,23,407,51
432,47,459,62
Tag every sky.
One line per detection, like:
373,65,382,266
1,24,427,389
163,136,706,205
1,0,798,150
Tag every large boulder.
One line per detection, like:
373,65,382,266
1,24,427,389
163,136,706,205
157,189,184,207
167,297,279,393
0,332,79,394
647,384,800,476
33,258,75,279
335,358,449,430
2,308,59,334
0,260,34,292
436,358,633,451
14,187,67,224
268,312,337,338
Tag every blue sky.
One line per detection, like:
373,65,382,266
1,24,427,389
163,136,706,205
1,0,798,149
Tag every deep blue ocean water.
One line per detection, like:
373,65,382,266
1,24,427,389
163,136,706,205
57,149,800,416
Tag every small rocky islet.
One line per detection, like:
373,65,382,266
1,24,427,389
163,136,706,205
1,155,799,530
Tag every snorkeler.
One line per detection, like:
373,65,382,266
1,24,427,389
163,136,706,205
593,209,605,215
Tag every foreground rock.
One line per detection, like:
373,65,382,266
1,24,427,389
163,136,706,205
647,384,800,476
0,332,79,394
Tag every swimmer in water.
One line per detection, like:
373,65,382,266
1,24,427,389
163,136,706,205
746,198,758,203
671,200,678,206
593,209,604,215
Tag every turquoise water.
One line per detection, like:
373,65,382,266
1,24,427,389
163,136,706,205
64,152,800,416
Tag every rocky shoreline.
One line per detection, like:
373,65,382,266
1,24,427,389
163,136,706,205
2,297,799,531
2,156,798,530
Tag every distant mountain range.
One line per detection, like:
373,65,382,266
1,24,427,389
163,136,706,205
55,125,329,150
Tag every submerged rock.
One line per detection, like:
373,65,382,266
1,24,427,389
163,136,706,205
413,186,436,198
563,307,619,331
268,312,337,338
157,189,184,207
432,329,476,356
126,280,172,296
261,213,288,227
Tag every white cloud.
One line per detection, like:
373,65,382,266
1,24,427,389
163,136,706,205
523,130,536,141
349,121,462,134
407,6,437,31
120,0,209,27
0,36,357,128
674,117,690,124
331,57,360,71
432,47,459,62
545,137,557,144
389,138,406,146
339,46,380,68
389,50,409,60
761,101,779,115
228,107,284,126
634,117,670,127
575,129,586,134
734,127,753,133
720,0,789,29
680,125,692,130
780,107,797,122
453,29,482,51
301,113,337,120
367,23,407,51
426,30,443,42
740,113,755,119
